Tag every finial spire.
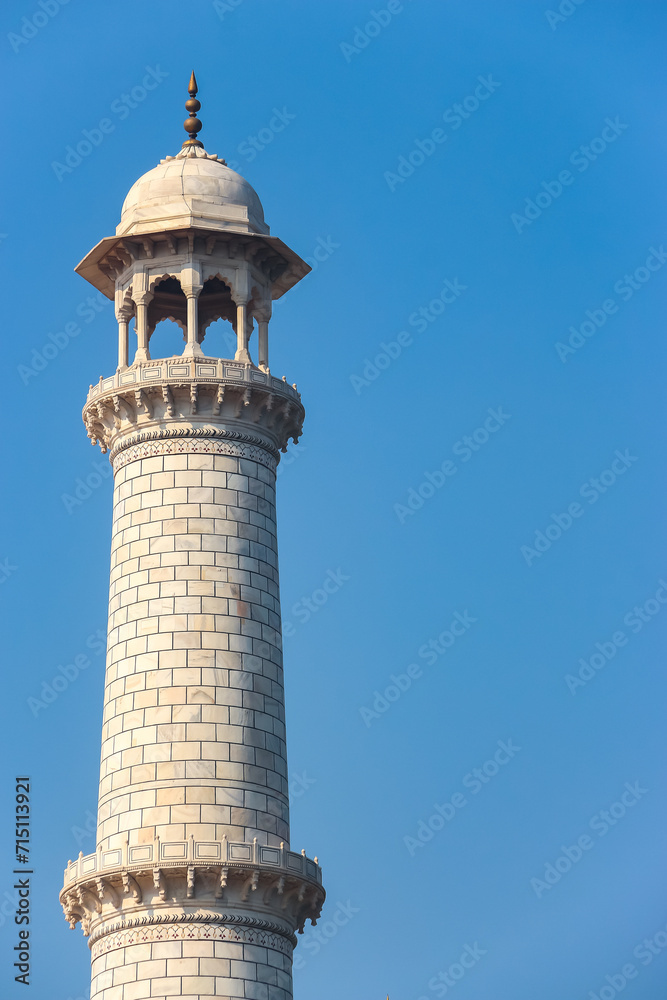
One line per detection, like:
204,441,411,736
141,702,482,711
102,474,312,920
182,71,203,148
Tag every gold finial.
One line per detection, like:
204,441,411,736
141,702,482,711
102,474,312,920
182,71,203,148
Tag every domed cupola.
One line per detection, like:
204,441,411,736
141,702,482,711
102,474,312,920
117,146,268,238
74,72,309,369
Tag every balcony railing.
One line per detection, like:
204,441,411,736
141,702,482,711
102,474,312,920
64,836,321,886
86,358,300,405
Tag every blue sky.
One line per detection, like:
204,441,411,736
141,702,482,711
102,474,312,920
0,1,666,998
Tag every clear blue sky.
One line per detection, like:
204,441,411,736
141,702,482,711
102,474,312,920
0,1,666,998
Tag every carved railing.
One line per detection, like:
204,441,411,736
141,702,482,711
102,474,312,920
64,836,321,886
86,357,301,406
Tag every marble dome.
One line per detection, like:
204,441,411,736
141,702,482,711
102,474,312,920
116,145,269,238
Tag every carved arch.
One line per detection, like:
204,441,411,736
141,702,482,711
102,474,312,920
198,274,237,346
147,275,187,348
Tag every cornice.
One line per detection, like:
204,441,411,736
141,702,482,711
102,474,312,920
60,845,324,942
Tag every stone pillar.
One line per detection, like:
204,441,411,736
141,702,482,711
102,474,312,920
233,266,252,364
234,299,251,363
182,266,204,358
117,315,129,370
62,371,323,1000
257,319,270,371
133,290,153,363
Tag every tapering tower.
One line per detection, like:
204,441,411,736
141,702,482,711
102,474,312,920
60,75,325,1000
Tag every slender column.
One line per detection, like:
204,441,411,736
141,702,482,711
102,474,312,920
182,264,204,358
115,289,131,370
133,291,153,363
258,319,269,371
235,299,252,363
117,315,129,370
182,282,204,357
234,265,252,364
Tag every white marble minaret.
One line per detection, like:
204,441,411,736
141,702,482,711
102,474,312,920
60,74,325,1000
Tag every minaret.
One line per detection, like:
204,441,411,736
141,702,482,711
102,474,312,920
60,74,325,1000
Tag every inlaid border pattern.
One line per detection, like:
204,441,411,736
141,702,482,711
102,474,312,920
90,915,295,956
111,430,278,474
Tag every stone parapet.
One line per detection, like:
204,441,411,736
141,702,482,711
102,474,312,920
83,357,305,458
61,838,324,940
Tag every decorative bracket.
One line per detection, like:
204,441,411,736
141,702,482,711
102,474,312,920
76,885,101,914
212,384,225,416
161,385,174,417
214,866,228,900
186,866,196,899
263,874,285,904
133,388,153,418
122,872,142,904
240,869,260,902
95,878,119,909
235,387,251,418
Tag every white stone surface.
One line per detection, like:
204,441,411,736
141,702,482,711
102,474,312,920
98,451,289,852
90,931,293,1000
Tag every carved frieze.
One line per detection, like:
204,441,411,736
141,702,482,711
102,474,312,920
61,858,324,943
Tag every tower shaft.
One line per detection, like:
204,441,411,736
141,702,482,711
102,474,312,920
100,440,288,855
61,364,323,1000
